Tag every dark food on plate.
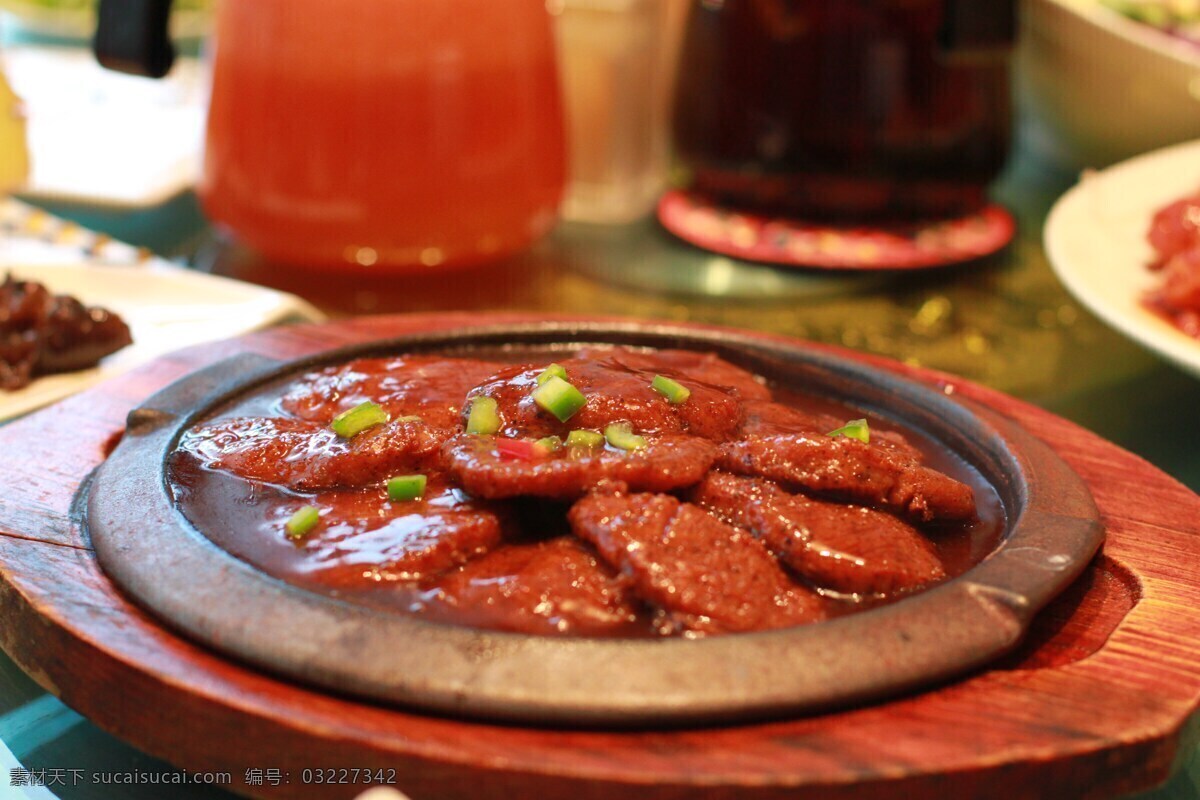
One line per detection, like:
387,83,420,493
171,349,1001,638
1145,188,1200,335
0,273,133,390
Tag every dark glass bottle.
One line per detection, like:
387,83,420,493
671,0,1014,223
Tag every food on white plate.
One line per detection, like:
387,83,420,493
0,273,132,390
1144,187,1200,335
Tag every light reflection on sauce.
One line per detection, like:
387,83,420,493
169,351,1008,638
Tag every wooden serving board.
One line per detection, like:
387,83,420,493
0,313,1198,800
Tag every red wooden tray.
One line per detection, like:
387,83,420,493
0,313,1197,800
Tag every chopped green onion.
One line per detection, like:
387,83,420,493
535,435,563,454
397,414,423,423
827,418,870,443
330,401,390,438
535,363,568,385
285,505,321,539
466,396,501,434
605,422,648,451
651,374,691,404
566,429,604,449
532,375,587,422
387,474,427,502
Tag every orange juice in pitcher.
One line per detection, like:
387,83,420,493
98,0,567,271
203,0,566,270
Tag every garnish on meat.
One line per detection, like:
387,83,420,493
179,416,444,491
170,348,993,638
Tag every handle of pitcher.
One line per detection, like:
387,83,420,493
93,0,176,79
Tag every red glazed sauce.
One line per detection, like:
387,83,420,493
169,348,1005,638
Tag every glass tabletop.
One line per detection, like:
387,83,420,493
6,136,1200,798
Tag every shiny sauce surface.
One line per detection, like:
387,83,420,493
169,349,1006,638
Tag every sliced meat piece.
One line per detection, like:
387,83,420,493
739,399,840,437
465,355,744,441
693,472,946,595
281,355,501,429
443,433,717,499
0,330,35,390
424,537,640,636
1147,193,1200,270
717,433,975,523
575,346,773,401
282,478,506,585
1157,246,1200,314
739,400,922,459
569,491,826,635
35,294,133,374
0,274,132,389
178,416,444,491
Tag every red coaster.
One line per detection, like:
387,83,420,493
657,189,1016,271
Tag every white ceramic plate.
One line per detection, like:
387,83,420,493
0,262,324,422
3,45,205,208
1045,138,1200,377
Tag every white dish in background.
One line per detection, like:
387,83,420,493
2,45,204,208
1045,138,1200,377
1017,0,1200,172
0,262,324,422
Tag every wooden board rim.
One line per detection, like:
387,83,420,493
0,312,1196,799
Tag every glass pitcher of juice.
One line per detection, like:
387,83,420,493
671,0,1014,223
97,0,566,271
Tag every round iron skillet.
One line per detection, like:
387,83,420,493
86,322,1103,726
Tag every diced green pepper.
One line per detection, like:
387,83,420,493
285,505,321,539
535,363,569,386
605,422,648,451
387,474,427,502
330,401,390,438
651,374,691,404
532,376,587,422
827,418,870,443
535,435,563,454
465,396,501,435
566,429,604,449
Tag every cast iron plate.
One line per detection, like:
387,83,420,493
86,322,1103,726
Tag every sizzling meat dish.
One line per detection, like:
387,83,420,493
0,274,133,390
170,349,1002,637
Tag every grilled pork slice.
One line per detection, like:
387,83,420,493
281,478,506,585
569,490,826,635
738,399,842,437
442,433,717,500
738,400,923,460
573,346,774,402
426,537,640,636
281,354,502,430
694,472,946,596
178,416,445,491
463,355,745,442
717,433,975,523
